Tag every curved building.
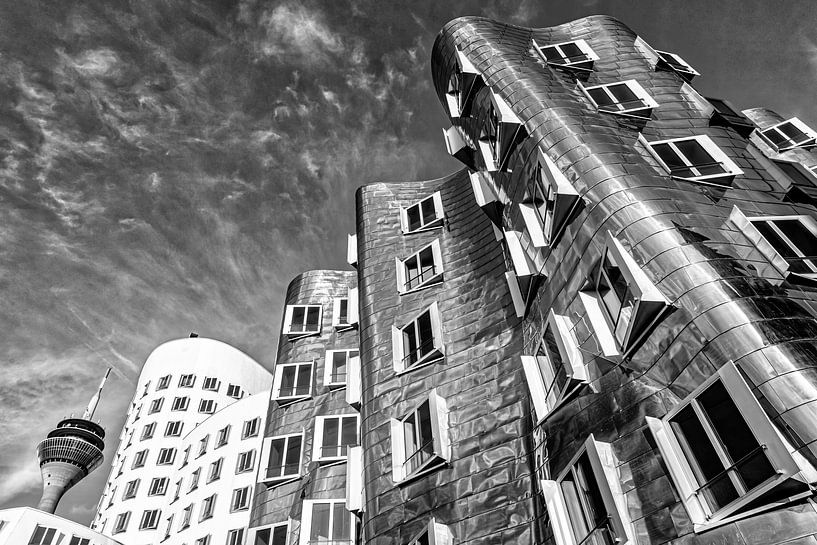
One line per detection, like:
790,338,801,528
92,337,272,544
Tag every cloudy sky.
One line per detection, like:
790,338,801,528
1,0,815,524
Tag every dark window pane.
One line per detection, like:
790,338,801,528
407,204,422,231
753,221,811,274
291,307,305,332
778,122,810,145
268,438,284,474
306,307,320,330
341,417,357,447
417,311,434,359
673,139,724,176
607,83,640,109
271,526,288,545
707,98,739,117
774,161,814,187
587,87,614,108
559,42,585,63
420,197,437,225
776,219,817,257
285,436,302,469
652,143,689,175
763,128,788,147
295,364,311,395
338,299,348,324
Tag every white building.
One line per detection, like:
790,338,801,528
91,337,272,545
0,507,122,545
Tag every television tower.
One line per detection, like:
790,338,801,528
35,368,110,513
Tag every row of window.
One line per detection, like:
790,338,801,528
145,374,244,397
282,290,359,338
26,526,90,545
272,350,359,403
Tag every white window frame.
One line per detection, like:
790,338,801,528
579,79,658,118
477,90,524,172
230,486,251,512
298,500,358,545
521,310,588,423
391,301,445,373
759,117,817,152
139,509,161,530
157,448,176,466
646,361,809,531
123,479,139,500
132,449,148,469
313,414,360,463
165,420,183,437
226,529,245,545
236,449,256,473
400,192,445,234
202,377,220,391
406,519,455,545
445,47,481,118
282,304,323,338
215,425,230,447
29,526,59,545
227,384,242,398
148,398,163,414
332,290,359,329
261,432,304,484
112,512,130,534
396,239,444,294
178,374,195,388
324,349,359,388
199,494,216,522
171,396,189,411
147,477,168,496
140,422,155,440
207,457,223,483
252,521,290,545
390,389,450,484
346,350,362,409
642,134,743,185
580,231,669,357
533,38,598,71
541,435,632,545
156,375,171,390
655,49,700,80
242,417,261,439
272,360,314,402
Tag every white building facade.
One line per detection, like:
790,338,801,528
91,337,272,545
0,507,122,545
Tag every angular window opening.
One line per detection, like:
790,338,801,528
655,49,699,81
477,91,525,172
243,417,260,439
215,425,230,447
263,433,303,483
705,97,756,137
396,240,444,293
647,361,810,531
202,377,219,391
198,435,209,457
325,349,359,388
148,477,168,496
760,118,817,152
299,500,359,545
390,389,450,483
406,519,454,545
207,458,223,482
132,449,148,468
164,420,183,438
581,80,657,118
157,448,176,466
253,522,289,545
171,396,189,411
273,361,313,402
391,302,445,373
766,159,817,205
644,134,743,186
231,486,251,512
156,375,171,390
542,436,631,545
236,450,256,473
521,310,588,423
400,192,444,234
749,214,817,277
442,125,477,170
188,469,200,492
148,398,163,414
123,479,139,500
140,422,155,440
445,48,483,118
534,38,598,71
198,399,216,414
180,504,193,530
283,304,322,338
29,526,59,545
502,229,544,318
112,512,130,534
194,536,211,545
314,414,359,462
178,374,195,388
199,494,216,521
227,384,242,398
139,509,160,530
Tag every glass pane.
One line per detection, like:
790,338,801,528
753,221,812,274
708,98,738,117
271,526,288,545
542,325,568,396
673,139,724,176
306,307,320,331
776,219,817,257
421,197,437,225
652,142,689,176
310,503,331,541
296,364,311,395
285,436,302,471
417,311,434,359
332,352,347,382
404,412,418,455
778,122,810,145
607,83,641,110
280,367,296,396
418,247,436,284
341,417,357,448
559,42,585,63
560,467,592,540
403,324,419,365
775,161,813,186
541,45,560,62
269,439,284,475
601,253,626,324
332,502,350,539
338,299,348,324
291,307,305,332
762,128,788,147
322,419,339,456
405,255,420,290
587,87,614,108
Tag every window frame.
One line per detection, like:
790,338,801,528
156,375,171,390
199,494,216,522
655,49,700,80
189,468,201,492
390,389,450,484
579,79,658,118
138,509,161,531
261,432,304,484
391,301,445,374
646,361,806,531
332,289,358,329
123,479,140,500
399,192,445,234
157,447,176,466
313,414,360,463
147,477,168,497
642,134,743,186
207,457,223,483
541,435,632,545
202,377,220,392
226,384,242,398
406,518,455,545
242,417,261,439
324,349,359,388
140,422,156,440
112,512,130,534
236,449,256,474
148,398,163,414
230,486,251,512
178,374,195,388
759,117,817,152
215,425,231,447
272,360,314,402
396,239,444,294
252,521,290,545
171,396,189,411
533,38,599,71
282,304,323,338
298,500,358,545
132,449,148,469
521,310,588,423
198,399,216,414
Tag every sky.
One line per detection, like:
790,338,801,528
1,0,816,525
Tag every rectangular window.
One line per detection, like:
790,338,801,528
163,515,173,539
28,527,58,545
534,38,598,70
195,536,211,545
202,377,220,391
760,117,817,151
141,422,156,440
644,134,742,185
198,435,209,457
148,398,163,414
112,512,130,534
396,239,444,293
68,537,91,545
227,529,245,545
171,396,189,411
198,399,216,414
314,415,359,462
299,500,358,545
282,304,322,337
521,310,588,423
332,295,356,329
739,213,817,278
390,389,450,483
324,349,359,388
646,361,805,530
242,417,260,439
207,458,223,483
123,479,139,500
406,519,454,545
445,47,482,118
178,374,195,388
391,302,444,373
132,449,148,469
273,361,313,401
581,79,657,117
236,450,256,473
165,421,183,437
231,486,251,512
139,509,161,530
400,192,445,234
157,448,176,466
199,494,216,521
542,436,631,545
476,92,524,172
263,433,303,482
180,505,193,529
253,522,289,545
189,469,201,492
227,384,242,398
216,425,231,447
148,477,168,496
156,375,171,390
655,49,699,81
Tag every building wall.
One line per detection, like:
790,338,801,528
432,14,817,545
250,270,359,545
93,337,272,544
0,507,122,545
355,170,536,544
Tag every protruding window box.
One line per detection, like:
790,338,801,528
478,91,526,172
503,229,544,318
324,349,359,389
533,38,598,72
442,125,476,170
392,302,444,373
299,500,359,545
469,171,504,227
579,79,657,120
400,192,445,234
272,361,313,404
642,134,743,188
646,361,816,532
521,310,588,423
347,234,358,268
332,290,358,330
261,433,303,486
346,352,361,409
758,117,817,152
346,446,364,514
396,240,444,294
655,49,700,81
445,48,483,119
390,389,450,484
313,414,359,464
706,97,756,137
406,519,454,545
282,304,323,339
